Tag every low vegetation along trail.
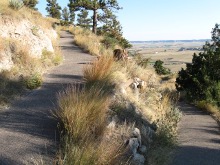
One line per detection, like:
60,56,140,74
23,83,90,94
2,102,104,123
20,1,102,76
170,102,220,165
0,31,95,164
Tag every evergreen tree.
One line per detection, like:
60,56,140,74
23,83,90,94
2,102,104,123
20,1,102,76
61,7,70,25
77,9,92,29
98,9,131,48
71,0,121,34
46,0,61,19
22,0,38,10
68,0,79,24
176,24,220,105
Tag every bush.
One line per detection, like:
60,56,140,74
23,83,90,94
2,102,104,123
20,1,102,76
22,0,38,10
154,60,171,75
9,0,24,10
176,24,220,105
24,73,42,90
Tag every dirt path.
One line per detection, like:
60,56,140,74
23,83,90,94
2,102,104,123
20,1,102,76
0,31,95,165
170,102,220,165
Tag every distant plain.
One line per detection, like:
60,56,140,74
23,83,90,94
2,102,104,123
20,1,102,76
130,40,207,72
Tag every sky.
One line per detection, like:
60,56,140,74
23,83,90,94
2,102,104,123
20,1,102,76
37,0,220,41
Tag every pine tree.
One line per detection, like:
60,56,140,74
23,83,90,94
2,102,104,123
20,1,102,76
71,0,121,34
176,24,220,105
98,9,131,48
46,0,61,19
61,7,70,25
77,9,92,29
68,0,78,24
22,0,38,10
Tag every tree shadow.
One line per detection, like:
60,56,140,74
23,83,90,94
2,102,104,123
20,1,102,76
170,145,220,165
0,73,85,164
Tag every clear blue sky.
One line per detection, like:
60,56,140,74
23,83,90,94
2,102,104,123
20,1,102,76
37,0,220,41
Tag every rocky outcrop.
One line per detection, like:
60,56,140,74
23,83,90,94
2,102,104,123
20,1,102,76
0,16,57,71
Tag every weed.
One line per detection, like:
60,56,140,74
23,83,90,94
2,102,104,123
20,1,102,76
31,26,39,37
9,0,23,10
24,73,42,90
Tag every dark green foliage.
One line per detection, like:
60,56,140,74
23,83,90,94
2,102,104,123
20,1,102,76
176,24,220,106
101,36,118,49
46,0,61,19
68,0,80,24
61,7,71,25
22,0,38,10
154,60,171,75
97,9,131,49
77,9,92,29
70,0,121,34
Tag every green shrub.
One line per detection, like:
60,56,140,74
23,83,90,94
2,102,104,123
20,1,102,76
134,54,150,68
24,73,42,90
176,24,220,105
9,0,24,10
154,60,171,75
101,36,118,49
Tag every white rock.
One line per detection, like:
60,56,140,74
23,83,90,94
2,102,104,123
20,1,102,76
133,128,141,146
0,16,57,72
128,138,139,155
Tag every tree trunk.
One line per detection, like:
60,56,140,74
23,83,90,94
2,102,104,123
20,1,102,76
92,9,97,34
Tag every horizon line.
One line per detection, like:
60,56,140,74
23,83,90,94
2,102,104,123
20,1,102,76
129,39,211,42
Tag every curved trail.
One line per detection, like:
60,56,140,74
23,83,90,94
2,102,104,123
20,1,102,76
0,31,95,164
170,102,220,165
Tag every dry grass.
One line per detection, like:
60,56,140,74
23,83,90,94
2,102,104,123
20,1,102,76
56,84,129,165
196,101,220,122
68,26,114,56
57,84,110,142
83,55,114,88
0,1,58,31
56,26,181,165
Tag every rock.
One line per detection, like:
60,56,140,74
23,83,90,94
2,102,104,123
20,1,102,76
0,16,57,71
132,153,145,165
0,48,13,71
107,120,116,130
139,145,147,154
128,138,139,155
133,128,141,146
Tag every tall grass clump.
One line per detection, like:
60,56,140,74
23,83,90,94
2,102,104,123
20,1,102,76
56,84,127,164
9,0,23,10
83,55,114,89
148,94,181,165
57,84,110,142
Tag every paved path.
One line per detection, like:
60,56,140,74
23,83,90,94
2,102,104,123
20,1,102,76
170,102,220,165
0,31,95,164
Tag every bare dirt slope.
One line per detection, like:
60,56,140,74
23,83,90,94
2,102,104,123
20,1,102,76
170,102,220,165
0,31,95,164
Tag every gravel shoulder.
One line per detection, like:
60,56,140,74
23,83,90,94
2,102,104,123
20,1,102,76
0,31,95,164
170,102,220,165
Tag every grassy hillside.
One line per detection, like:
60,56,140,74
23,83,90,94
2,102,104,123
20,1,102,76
56,26,181,165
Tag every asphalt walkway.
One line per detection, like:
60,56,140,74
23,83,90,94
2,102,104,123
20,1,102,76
0,31,95,164
170,102,220,165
